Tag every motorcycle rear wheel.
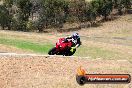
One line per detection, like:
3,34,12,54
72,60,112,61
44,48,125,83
64,48,76,56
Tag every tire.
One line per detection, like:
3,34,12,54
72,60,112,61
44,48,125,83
48,47,57,55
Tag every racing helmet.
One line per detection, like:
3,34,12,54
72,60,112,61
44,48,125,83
72,32,80,40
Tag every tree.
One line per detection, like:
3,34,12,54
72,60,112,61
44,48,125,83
85,2,97,24
0,5,12,30
113,0,131,15
91,0,113,20
16,0,32,31
34,0,69,32
120,0,131,13
100,0,113,20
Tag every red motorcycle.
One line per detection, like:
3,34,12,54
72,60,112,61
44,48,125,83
48,38,76,56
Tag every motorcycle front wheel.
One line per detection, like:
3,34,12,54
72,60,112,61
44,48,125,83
48,47,57,55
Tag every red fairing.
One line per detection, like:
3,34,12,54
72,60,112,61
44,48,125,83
56,38,72,51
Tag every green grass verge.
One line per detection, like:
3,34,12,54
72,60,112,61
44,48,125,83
0,37,131,59
75,45,121,59
0,38,54,54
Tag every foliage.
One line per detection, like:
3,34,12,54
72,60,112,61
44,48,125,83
0,5,12,30
0,0,131,31
98,0,113,20
37,0,68,30
16,0,32,31
113,0,131,15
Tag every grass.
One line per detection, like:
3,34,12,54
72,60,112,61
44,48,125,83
75,45,122,59
0,36,119,59
105,29,132,37
0,15,131,59
0,36,131,59
0,38,54,54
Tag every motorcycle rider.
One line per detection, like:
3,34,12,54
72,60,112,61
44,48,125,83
64,32,81,52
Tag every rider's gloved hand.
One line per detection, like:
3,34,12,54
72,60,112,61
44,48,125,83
70,47,76,52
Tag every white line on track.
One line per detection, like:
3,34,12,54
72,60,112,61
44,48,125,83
0,53,131,62
0,53,77,58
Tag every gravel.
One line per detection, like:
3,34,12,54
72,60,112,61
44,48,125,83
0,55,131,88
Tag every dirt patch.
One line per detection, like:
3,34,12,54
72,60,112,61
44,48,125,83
0,55,131,88
78,15,132,37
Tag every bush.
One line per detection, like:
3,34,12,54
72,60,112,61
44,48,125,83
0,5,12,30
113,0,131,15
1,0,131,32
16,0,32,31
99,0,113,20
38,0,68,30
